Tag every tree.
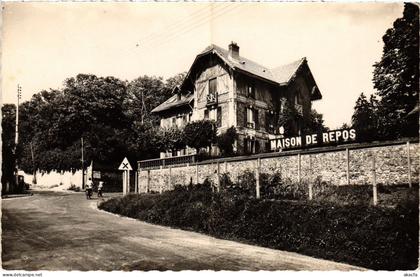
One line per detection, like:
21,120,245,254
277,102,302,136
125,76,170,125
216,126,238,156
183,120,217,153
351,93,379,142
156,127,186,153
303,109,328,134
16,74,133,173
165,72,187,91
372,3,419,139
1,104,16,189
124,73,186,126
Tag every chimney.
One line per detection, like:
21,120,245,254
228,42,239,60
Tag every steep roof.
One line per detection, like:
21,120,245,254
198,44,307,85
151,93,193,114
152,44,321,114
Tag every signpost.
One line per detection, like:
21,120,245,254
119,157,132,196
270,128,357,151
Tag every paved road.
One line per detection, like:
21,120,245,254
2,191,363,271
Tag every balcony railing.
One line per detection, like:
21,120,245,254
139,154,196,170
295,104,303,116
206,93,218,106
246,121,255,129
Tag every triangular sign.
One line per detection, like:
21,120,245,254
118,157,133,171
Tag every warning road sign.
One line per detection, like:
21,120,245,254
118,157,132,171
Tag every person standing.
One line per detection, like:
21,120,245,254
86,178,93,199
97,180,104,198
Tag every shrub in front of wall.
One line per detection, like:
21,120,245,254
99,182,419,270
313,184,374,206
235,169,256,197
260,172,307,200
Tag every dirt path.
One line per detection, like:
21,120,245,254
2,191,363,271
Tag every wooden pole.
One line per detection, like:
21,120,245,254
146,170,150,193
372,153,378,206
256,158,261,199
346,148,350,186
169,166,172,190
298,153,301,184
122,171,126,195
216,162,220,192
30,142,37,184
127,170,130,194
308,154,313,200
407,141,412,188
134,171,138,194
159,165,163,193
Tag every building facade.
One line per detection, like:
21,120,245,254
151,42,322,156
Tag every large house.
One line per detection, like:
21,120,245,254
151,42,322,156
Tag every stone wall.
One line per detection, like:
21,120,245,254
138,141,419,193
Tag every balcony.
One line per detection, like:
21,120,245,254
246,121,255,129
206,93,218,106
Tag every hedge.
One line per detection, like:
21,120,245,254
99,184,418,270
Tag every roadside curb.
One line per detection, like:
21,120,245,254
2,193,33,200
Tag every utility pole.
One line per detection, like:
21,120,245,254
81,137,85,189
15,84,22,190
30,142,37,184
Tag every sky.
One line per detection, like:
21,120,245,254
1,2,404,128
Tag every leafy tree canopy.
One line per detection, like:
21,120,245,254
351,93,379,142
216,126,238,156
183,120,217,152
10,72,185,174
372,3,419,139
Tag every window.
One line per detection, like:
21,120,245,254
244,137,256,154
209,78,217,96
216,107,222,127
247,84,255,99
266,111,274,133
171,117,176,127
204,109,209,120
295,90,302,105
245,107,259,129
255,140,260,153
246,107,254,128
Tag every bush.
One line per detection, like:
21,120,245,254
99,183,419,270
260,172,307,200
216,126,238,157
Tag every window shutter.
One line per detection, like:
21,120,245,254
254,109,259,130
217,107,222,127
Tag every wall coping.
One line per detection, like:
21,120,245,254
195,137,419,166
138,137,418,171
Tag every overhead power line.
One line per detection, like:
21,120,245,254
139,4,241,51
